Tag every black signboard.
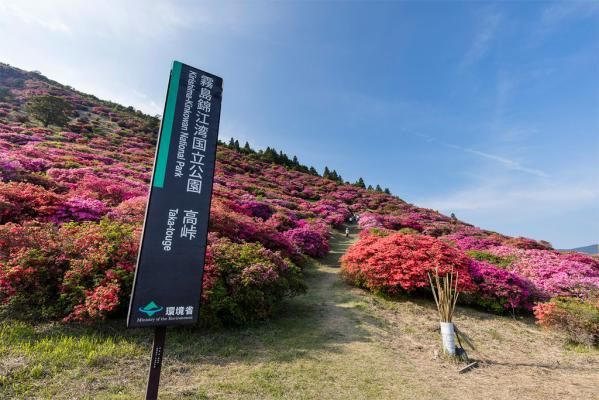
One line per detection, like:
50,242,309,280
127,61,223,328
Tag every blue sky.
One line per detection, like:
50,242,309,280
1,1,597,248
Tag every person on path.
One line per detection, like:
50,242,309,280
345,227,350,238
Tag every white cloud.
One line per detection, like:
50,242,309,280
416,133,549,178
450,145,549,178
0,0,196,39
423,179,598,212
540,1,599,29
460,10,502,69
417,173,599,247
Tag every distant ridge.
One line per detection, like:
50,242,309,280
564,244,599,255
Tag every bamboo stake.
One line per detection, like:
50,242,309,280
428,267,460,323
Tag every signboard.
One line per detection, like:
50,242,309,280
127,61,223,328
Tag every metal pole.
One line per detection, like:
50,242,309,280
146,326,167,400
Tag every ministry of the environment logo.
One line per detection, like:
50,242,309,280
139,301,163,317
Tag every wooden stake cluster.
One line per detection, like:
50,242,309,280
428,267,460,322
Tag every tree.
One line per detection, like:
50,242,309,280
243,141,251,152
143,116,160,133
323,167,331,180
384,188,391,195
367,184,373,191
309,166,319,176
0,87,13,101
354,177,366,189
228,138,235,147
27,95,72,127
234,140,240,151
375,184,382,192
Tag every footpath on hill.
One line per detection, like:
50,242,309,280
1,225,599,399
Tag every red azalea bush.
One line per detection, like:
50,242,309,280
0,222,65,315
0,219,138,320
340,231,476,295
0,181,62,223
200,236,306,325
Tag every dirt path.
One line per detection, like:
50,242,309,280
2,225,599,399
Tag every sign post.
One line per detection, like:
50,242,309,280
127,61,223,399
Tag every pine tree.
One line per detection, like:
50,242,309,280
244,141,251,152
375,184,382,192
323,167,331,180
234,140,240,151
228,138,235,147
355,177,366,188
384,188,391,195
309,166,318,176
367,184,373,191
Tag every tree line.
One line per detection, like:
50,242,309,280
221,137,391,194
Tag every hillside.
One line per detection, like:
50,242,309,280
1,63,599,399
0,62,537,321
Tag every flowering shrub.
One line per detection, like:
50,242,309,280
0,220,137,320
200,236,306,325
51,196,108,222
489,246,599,297
283,220,330,257
0,181,62,223
467,260,537,313
107,196,147,224
534,296,599,346
341,231,476,295
442,230,501,251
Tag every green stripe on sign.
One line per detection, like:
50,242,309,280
153,61,182,188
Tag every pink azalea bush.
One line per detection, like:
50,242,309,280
488,246,599,298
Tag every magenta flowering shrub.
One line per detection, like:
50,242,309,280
488,246,599,297
309,199,350,226
229,198,273,221
283,220,330,257
442,229,501,251
51,196,108,222
468,260,537,312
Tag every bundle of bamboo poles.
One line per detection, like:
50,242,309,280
428,266,459,322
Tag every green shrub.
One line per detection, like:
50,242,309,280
200,236,307,326
466,250,514,269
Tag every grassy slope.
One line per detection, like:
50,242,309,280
1,225,599,399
